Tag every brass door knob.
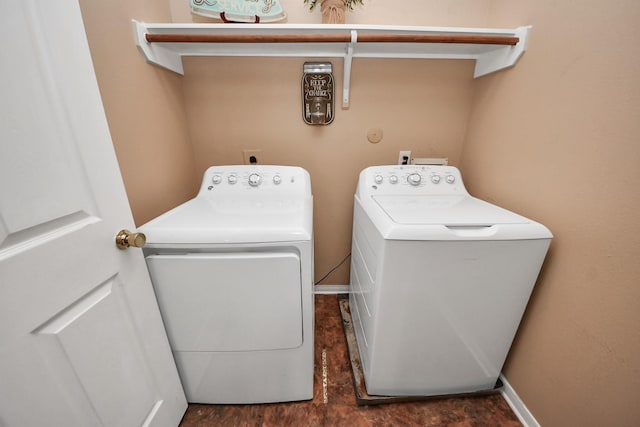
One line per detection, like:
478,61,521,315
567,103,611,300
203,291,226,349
115,229,146,250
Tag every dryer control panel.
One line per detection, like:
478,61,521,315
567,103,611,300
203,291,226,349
358,165,468,196
197,165,312,198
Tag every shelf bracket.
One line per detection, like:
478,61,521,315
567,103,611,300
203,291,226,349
342,30,357,109
132,20,184,75
474,26,531,77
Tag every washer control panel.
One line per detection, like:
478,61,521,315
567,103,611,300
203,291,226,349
198,165,311,197
359,165,467,196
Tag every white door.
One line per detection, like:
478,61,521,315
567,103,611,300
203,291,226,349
0,2,187,426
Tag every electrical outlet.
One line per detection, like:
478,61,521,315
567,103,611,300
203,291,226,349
243,149,262,165
398,150,411,165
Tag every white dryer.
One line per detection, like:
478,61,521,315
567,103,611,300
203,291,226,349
138,165,313,404
349,165,552,396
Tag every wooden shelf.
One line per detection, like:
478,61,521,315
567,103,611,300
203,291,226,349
133,21,531,107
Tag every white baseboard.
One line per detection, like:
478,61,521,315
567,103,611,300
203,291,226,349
313,284,350,294
500,374,540,427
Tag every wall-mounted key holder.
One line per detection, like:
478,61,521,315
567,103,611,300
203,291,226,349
302,62,334,125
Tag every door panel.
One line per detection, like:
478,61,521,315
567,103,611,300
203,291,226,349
0,3,97,239
0,1,186,426
32,277,157,427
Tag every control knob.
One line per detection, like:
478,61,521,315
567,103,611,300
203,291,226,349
374,175,383,184
248,173,261,187
407,173,422,186
446,175,455,184
273,175,282,185
389,175,398,184
212,174,222,184
431,175,441,184
228,174,237,184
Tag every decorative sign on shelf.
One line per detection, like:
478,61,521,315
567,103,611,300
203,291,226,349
302,62,334,125
190,0,287,23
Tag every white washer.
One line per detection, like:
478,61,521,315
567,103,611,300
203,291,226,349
138,165,313,404
349,165,552,396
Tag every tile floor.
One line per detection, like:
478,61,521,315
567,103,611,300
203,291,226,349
179,295,522,426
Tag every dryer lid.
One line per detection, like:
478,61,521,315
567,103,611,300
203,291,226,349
372,195,530,226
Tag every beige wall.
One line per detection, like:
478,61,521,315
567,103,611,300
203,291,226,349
460,0,640,425
182,56,475,283
174,0,491,282
81,0,639,424
170,0,491,25
174,0,492,283
79,0,199,225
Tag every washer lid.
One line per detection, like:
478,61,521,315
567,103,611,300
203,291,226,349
372,195,530,226
138,197,313,245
